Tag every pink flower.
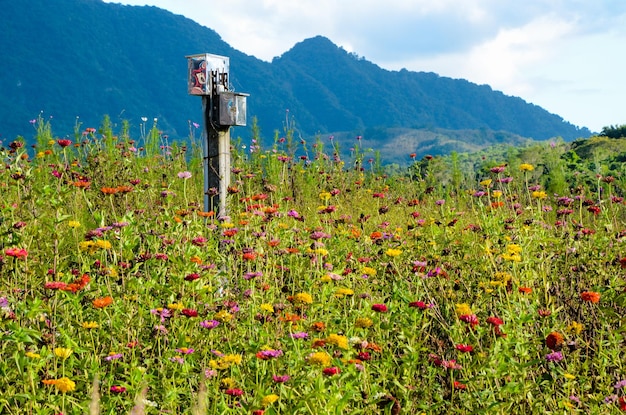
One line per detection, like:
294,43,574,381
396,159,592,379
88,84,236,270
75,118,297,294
110,385,126,393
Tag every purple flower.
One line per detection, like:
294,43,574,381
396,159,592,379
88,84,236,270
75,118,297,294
435,199,445,206
545,351,563,362
290,331,309,339
614,380,626,390
105,353,123,361
200,320,220,329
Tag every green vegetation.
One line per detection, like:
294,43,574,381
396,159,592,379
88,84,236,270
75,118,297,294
0,117,625,414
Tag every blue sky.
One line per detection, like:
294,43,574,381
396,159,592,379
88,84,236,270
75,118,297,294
104,0,626,132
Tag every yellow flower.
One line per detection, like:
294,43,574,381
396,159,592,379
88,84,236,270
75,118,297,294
221,222,235,229
312,248,329,256
567,321,584,335
532,191,547,199
54,347,73,360
564,373,576,380
210,354,242,370
79,241,96,252
25,351,41,359
520,163,534,171
385,248,402,257
260,303,274,313
167,303,184,311
480,179,492,187
320,274,332,283
506,244,522,254
335,288,354,298
214,310,233,322
49,377,76,393
492,190,502,198
220,377,236,389
455,303,472,316
95,240,112,250
361,266,376,276
502,253,522,262
68,220,81,228
326,333,349,349
319,191,331,201
293,292,313,305
355,317,373,328
307,351,332,366
262,394,279,406
81,321,99,329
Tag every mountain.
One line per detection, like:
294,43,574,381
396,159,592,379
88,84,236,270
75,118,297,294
1,0,591,159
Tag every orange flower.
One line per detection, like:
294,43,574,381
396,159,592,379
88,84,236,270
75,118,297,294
518,286,532,294
545,331,564,350
197,211,215,218
242,252,257,261
369,231,383,240
92,296,113,309
73,180,91,188
311,322,326,332
580,291,601,303
100,187,119,195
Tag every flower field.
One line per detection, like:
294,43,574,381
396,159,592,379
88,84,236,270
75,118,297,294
1,118,625,414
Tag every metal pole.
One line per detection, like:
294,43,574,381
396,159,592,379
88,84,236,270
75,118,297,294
202,96,231,218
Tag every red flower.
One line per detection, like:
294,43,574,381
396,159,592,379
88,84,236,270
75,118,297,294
486,316,503,327
45,281,68,290
453,381,467,390
57,139,72,147
322,367,340,376
459,314,479,326
455,344,473,353
371,304,388,313
181,308,198,317
184,273,200,281
225,388,244,396
5,248,28,259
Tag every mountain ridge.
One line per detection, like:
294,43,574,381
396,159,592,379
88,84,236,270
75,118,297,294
1,0,591,158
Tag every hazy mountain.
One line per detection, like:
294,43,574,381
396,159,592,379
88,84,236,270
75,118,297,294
1,0,591,160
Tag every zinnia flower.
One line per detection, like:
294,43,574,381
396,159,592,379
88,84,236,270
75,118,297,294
545,351,564,362
322,366,340,376
545,332,564,351
261,394,279,406
42,377,76,393
580,291,601,303
371,303,388,313
92,296,113,309
307,352,332,367
54,347,73,359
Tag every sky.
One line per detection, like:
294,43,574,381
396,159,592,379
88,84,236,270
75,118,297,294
103,0,626,132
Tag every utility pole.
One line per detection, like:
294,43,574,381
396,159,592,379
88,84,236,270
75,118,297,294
186,53,248,218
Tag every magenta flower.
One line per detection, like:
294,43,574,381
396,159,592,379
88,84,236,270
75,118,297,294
200,320,220,329
110,385,126,393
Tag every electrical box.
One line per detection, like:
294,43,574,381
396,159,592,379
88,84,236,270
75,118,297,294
186,53,229,96
217,92,248,126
